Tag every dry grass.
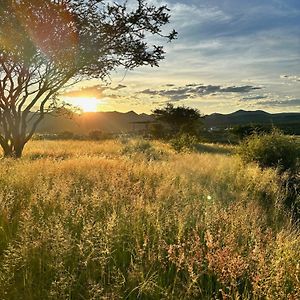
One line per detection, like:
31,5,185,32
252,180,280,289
0,139,299,299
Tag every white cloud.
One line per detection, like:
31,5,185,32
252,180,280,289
170,3,231,27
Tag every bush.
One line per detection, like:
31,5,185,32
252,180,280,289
121,139,166,161
170,133,198,153
238,130,300,172
231,124,272,140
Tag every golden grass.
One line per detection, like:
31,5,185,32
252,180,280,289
0,139,299,299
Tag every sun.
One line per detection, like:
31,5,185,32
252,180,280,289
67,97,101,112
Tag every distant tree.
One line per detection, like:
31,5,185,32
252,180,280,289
0,0,177,158
231,124,273,140
150,123,165,139
152,103,203,135
89,130,109,141
57,131,75,140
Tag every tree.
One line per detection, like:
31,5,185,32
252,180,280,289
152,103,203,136
0,0,177,158
231,124,272,141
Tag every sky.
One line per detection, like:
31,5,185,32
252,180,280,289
64,0,300,114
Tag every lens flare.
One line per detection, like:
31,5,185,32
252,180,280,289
13,0,79,64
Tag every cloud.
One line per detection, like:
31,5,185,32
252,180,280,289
141,89,161,96
186,83,200,87
62,85,105,98
62,84,127,99
241,95,267,101
170,2,231,28
280,74,300,82
140,83,262,102
221,86,261,93
258,99,300,107
111,84,127,90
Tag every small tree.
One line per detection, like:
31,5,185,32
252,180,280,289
231,124,272,141
238,130,300,172
0,0,176,158
152,103,203,136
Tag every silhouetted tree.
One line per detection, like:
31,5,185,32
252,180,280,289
231,124,272,140
0,0,176,157
152,103,203,135
150,123,165,139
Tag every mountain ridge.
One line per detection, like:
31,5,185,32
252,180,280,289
204,110,300,128
34,110,300,134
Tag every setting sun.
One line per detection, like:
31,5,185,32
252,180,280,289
67,97,101,112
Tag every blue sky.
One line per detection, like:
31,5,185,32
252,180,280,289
67,0,300,114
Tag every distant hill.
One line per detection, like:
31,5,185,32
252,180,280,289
33,109,300,135
35,111,154,134
204,110,300,128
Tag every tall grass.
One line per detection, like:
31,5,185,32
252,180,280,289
0,140,299,299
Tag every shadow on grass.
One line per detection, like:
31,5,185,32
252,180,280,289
28,153,71,161
195,143,235,155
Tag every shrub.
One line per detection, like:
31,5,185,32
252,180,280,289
231,124,272,140
170,133,198,153
121,139,166,161
58,131,75,140
238,130,299,172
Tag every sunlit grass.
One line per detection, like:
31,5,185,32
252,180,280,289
0,139,299,299
24,139,123,160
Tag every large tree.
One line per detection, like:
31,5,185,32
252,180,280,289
0,0,176,158
153,103,203,136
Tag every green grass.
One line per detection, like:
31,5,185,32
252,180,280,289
0,139,299,299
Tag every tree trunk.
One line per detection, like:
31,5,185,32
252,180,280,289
1,142,11,158
1,141,25,159
13,144,24,158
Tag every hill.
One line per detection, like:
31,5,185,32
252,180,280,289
204,110,300,128
35,111,154,134
32,109,300,135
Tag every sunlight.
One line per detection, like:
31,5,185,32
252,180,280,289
67,97,101,112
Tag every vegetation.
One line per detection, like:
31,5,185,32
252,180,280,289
170,133,199,152
0,139,299,299
0,0,176,158
153,103,203,136
121,139,168,161
238,131,300,220
238,130,300,172
230,123,300,142
231,124,273,141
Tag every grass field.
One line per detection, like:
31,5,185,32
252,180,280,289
0,139,299,299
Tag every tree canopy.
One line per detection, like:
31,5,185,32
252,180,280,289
153,103,203,135
0,0,176,157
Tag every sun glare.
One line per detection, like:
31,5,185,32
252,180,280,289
68,97,101,112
